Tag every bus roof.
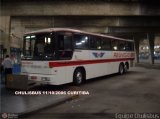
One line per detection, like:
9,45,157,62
25,28,134,42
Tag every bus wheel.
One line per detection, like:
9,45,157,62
119,63,124,75
73,69,84,85
124,64,128,73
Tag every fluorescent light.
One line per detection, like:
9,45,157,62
113,46,117,50
76,42,82,45
26,36,30,39
48,38,51,43
45,37,47,43
31,35,35,38
81,40,85,43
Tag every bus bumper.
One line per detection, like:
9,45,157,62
6,74,36,90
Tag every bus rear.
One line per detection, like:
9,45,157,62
21,31,74,85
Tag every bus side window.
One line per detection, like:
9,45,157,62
101,38,112,50
125,42,134,51
111,40,118,51
74,34,89,49
90,36,101,50
57,32,73,60
118,40,126,51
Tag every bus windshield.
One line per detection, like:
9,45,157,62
23,33,55,60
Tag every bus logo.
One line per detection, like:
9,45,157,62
92,52,105,58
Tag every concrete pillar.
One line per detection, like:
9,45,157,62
147,34,155,64
134,37,140,63
0,29,3,45
0,16,11,55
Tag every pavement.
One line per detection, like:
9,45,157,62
21,66,160,119
0,62,160,117
135,63,160,69
0,81,75,116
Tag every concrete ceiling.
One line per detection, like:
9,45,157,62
1,0,160,40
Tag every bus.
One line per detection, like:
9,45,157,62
21,28,135,86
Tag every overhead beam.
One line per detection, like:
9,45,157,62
1,1,140,16
2,0,160,16
106,26,160,34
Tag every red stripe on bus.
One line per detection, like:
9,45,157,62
49,58,134,68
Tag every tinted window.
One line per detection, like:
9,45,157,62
125,42,134,51
101,38,112,50
23,33,55,60
74,34,89,49
118,40,126,51
57,32,73,59
90,36,101,50
111,40,118,51
58,35,72,50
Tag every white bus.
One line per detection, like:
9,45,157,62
21,28,135,86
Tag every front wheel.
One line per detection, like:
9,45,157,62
73,69,84,85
